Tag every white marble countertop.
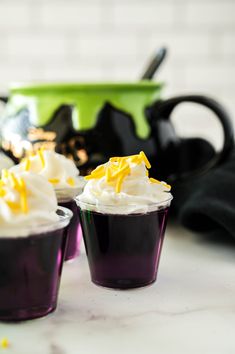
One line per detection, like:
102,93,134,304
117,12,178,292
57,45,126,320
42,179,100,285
0,223,234,354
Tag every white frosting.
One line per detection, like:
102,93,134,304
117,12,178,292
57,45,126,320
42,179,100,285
10,150,85,200
0,172,59,237
78,158,172,214
0,152,14,172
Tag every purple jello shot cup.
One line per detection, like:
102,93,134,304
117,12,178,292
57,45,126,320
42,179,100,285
56,183,84,261
0,206,72,321
76,198,172,289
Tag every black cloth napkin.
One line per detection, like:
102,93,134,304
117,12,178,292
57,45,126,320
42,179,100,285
172,149,235,240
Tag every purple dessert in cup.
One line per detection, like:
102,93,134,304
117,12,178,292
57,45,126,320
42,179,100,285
56,187,83,261
76,151,172,289
0,170,72,321
10,148,85,261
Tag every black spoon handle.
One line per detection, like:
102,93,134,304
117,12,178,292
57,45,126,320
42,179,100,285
0,96,8,103
141,47,167,80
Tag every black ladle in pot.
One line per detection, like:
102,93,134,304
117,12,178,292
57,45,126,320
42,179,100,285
141,47,167,80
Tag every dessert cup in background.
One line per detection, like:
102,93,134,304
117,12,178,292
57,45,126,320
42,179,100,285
0,207,72,321
10,148,85,261
0,170,72,321
77,151,173,289
56,186,83,261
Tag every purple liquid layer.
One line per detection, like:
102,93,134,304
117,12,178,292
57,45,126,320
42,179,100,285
0,228,67,321
79,207,169,289
59,199,82,261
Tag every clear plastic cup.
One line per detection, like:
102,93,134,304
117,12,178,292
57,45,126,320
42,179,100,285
0,206,72,321
76,197,172,289
55,182,84,261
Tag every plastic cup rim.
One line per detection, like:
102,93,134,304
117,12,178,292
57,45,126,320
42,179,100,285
75,194,173,214
0,206,73,239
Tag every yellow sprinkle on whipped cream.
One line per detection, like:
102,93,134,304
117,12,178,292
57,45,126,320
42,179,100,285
1,337,9,349
24,157,31,171
84,151,171,193
48,178,60,185
0,171,29,214
37,147,45,168
150,177,171,189
67,177,75,186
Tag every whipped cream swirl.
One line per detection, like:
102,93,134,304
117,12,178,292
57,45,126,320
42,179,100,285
78,152,172,214
0,152,14,172
0,171,59,237
11,149,85,200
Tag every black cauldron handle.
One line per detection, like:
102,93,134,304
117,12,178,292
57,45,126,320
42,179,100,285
151,95,234,180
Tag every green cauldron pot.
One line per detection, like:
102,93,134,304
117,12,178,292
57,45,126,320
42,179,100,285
0,82,233,181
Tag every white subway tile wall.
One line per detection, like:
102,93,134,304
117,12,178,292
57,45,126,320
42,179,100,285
0,0,234,144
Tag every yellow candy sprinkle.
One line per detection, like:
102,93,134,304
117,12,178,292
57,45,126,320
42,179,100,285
1,337,9,349
18,178,28,214
140,151,151,169
67,177,75,186
118,158,127,169
150,178,171,190
18,177,25,190
49,178,60,185
0,173,29,214
9,172,19,190
162,182,171,190
105,167,112,182
24,157,31,171
37,148,45,168
129,155,141,164
116,174,125,193
2,169,8,179
21,193,28,213
0,189,6,197
149,177,161,184
85,165,105,180
85,151,154,194
111,164,130,179
84,175,95,180
6,201,20,211
109,157,121,163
